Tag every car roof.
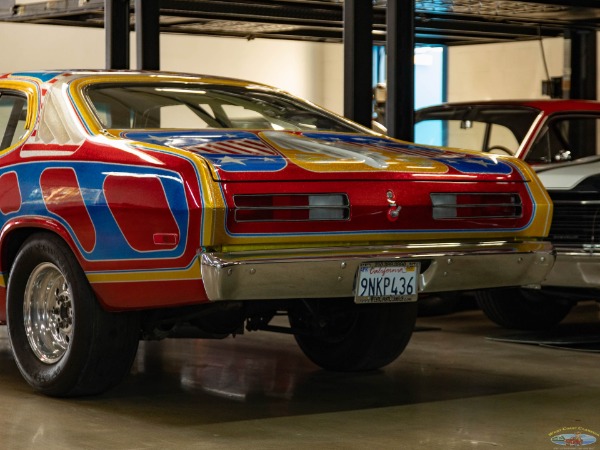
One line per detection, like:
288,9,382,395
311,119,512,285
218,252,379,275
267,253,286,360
418,99,600,114
0,70,269,89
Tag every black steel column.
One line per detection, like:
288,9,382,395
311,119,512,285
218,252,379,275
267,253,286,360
105,0,130,69
569,29,597,100
343,0,373,128
386,0,415,141
135,0,160,70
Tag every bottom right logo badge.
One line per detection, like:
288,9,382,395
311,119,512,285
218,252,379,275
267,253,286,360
550,427,598,447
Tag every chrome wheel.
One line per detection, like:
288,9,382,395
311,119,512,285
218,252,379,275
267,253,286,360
8,233,140,396
23,262,73,364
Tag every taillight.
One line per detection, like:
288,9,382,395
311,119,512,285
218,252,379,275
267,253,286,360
233,194,349,222
431,193,522,219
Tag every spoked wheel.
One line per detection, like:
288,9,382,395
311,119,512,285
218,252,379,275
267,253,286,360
476,287,574,330
289,298,417,372
7,233,140,397
23,262,74,364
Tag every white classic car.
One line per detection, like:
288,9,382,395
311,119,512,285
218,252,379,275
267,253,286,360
477,158,600,330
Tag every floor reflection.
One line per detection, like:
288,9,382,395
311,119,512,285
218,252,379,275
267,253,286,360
0,305,598,449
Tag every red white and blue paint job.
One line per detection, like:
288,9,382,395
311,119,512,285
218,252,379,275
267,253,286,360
0,71,554,396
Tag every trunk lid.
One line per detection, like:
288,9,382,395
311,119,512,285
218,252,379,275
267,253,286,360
120,130,527,183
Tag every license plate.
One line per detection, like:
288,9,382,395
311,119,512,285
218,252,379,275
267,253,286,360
354,261,419,304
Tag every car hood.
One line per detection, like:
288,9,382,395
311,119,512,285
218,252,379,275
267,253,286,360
535,156,600,190
120,130,526,182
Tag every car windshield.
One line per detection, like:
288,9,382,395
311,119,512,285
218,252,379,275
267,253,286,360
414,105,540,156
85,83,363,133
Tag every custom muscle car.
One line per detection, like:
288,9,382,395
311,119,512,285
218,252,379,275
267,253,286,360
0,71,554,396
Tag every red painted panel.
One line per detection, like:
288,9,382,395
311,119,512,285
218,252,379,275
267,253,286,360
40,168,96,252
104,175,179,251
92,279,208,311
222,179,535,236
0,172,21,214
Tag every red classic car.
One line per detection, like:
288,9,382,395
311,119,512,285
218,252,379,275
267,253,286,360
415,99,600,164
0,71,554,396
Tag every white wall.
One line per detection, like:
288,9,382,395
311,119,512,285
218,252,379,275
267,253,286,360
0,22,345,113
160,33,344,113
0,23,105,71
4,21,593,115
447,37,565,101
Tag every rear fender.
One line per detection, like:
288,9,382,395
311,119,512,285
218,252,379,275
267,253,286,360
0,218,84,323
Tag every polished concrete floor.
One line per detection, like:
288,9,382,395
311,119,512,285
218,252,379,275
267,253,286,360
1,301,599,449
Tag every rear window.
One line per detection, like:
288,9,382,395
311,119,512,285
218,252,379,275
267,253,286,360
85,84,362,133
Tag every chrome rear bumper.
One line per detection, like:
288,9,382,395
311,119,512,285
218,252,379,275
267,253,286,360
543,250,600,288
200,240,554,301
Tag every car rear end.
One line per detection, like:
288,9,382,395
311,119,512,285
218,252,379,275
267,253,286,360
193,131,555,303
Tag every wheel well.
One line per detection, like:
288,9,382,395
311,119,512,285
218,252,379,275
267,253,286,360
1,228,65,280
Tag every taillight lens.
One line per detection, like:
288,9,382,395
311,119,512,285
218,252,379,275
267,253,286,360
431,193,522,219
233,194,349,222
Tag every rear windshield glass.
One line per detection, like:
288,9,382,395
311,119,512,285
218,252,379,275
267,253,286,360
85,83,362,133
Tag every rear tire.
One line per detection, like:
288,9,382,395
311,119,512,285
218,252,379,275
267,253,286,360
7,233,140,397
289,299,417,371
476,287,573,330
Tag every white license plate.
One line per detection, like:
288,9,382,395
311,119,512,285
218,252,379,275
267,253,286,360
354,261,419,304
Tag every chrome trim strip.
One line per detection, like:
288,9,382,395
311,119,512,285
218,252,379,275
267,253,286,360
199,241,555,301
234,207,350,222
434,203,520,208
553,200,600,205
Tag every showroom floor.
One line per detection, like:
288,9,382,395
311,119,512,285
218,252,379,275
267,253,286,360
0,300,599,449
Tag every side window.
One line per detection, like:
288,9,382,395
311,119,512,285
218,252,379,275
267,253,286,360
0,92,28,150
527,116,600,163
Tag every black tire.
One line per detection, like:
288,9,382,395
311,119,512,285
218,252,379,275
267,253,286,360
418,292,460,316
289,299,417,372
7,233,140,397
476,287,573,330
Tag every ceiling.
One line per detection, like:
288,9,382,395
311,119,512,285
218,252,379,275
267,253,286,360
1,0,600,45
